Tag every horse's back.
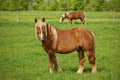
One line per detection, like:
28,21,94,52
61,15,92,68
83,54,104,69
56,27,94,53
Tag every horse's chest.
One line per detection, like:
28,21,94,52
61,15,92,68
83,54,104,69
42,40,55,53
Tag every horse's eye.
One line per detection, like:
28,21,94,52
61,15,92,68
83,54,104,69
36,27,41,34
36,26,40,30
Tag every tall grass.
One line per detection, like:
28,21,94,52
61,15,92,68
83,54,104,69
0,11,120,80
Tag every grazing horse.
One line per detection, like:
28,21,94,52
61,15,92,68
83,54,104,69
60,11,86,24
35,18,97,73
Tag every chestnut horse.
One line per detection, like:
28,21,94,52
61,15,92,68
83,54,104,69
60,11,86,24
35,18,97,73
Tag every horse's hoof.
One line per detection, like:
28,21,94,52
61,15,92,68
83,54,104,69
92,66,97,73
77,66,84,74
92,70,97,73
77,70,83,74
50,71,53,73
49,69,53,73
58,69,63,73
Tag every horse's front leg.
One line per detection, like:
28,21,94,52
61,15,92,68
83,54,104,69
77,50,86,73
48,54,63,73
80,18,85,24
48,54,54,73
68,19,72,24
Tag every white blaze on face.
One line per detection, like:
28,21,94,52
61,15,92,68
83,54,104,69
39,25,44,41
35,23,43,41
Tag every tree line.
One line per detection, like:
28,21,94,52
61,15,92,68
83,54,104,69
0,0,120,11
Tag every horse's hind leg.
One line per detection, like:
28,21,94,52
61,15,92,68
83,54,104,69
86,50,97,73
77,50,86,73
48,54,63,73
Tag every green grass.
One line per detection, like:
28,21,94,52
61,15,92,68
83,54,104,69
0,11,120,80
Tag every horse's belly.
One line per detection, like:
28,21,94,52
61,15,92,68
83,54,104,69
56,43,77,54
56,30,80,54
57,48,75,54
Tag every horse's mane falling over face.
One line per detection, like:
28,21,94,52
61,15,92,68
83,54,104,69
35,18,48,41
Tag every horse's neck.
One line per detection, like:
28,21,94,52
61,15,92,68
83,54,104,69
42,26,58,52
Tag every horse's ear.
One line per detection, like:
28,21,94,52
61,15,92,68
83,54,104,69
34,18,37,23
42,17,45,22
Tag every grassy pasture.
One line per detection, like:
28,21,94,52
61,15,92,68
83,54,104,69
0,11,120,80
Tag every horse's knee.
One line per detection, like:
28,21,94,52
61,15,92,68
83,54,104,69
89,55,96,64
80,58,86,65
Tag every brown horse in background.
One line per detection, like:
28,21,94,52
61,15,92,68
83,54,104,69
60,11,86,24
35,18,97,73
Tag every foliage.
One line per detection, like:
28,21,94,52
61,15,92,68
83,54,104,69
0,0,120,11
109,0,120,11
70,0,84,11
86,0,107,11
48,1,59,11
59,0,70,11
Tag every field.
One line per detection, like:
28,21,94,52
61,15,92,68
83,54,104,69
0,11,120,80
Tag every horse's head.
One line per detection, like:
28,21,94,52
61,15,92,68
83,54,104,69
60,13,66,23
35,18,48,41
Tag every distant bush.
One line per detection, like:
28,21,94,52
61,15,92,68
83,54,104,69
0,0,120,11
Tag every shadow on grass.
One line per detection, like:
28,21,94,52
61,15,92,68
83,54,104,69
74,22,81,24
70,67,103,73
84,67,103,73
